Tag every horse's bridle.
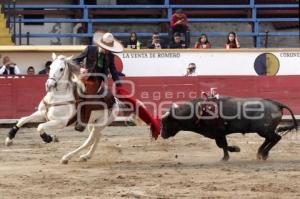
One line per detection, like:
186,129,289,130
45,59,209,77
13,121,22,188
47,59,68,88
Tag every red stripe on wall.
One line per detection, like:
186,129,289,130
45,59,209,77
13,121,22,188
0,75,299,119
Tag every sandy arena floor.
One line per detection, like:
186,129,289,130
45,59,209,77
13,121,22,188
0,126,299,199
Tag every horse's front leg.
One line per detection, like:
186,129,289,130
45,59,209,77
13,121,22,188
79,105,118,162
79,126,102,162
5,111,45,146
37,120,65,143
61,126,97,164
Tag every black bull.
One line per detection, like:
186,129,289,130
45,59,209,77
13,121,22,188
161,97,298,161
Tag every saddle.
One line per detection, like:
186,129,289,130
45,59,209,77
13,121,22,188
67,79,115,126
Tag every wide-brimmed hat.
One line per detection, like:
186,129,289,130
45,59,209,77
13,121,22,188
93,32,124,53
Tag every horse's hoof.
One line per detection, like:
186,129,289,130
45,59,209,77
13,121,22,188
79,156,88,162
5,137,13,147
221,156,229,161
261,154,269,161
233,146,240,152
256,153,262,160
52,135,59,143
61,159,69,164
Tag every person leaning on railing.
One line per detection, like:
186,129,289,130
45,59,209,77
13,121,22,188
224,32,240,49
0,56,21,75
194,34,212,49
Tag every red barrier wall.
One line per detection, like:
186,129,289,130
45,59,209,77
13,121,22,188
0,75,300,119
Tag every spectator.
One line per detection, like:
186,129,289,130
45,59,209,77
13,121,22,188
0,56,21,75
38,61,52,75
194,34,212,49
169,32,187,49
170,9,190,45
126,32,141,49
184,63,197,76
147,32,166,49
27,66,35,75
225,32,240,49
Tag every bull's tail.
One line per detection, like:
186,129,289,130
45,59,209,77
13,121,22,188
267,99,298,133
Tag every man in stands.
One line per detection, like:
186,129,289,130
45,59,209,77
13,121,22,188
27,66,35,75
38,61,52,75
147,32,166,49
73,32,161,139
169,32,188,49
0,56,21,75
184,63,197,76
170,9,190,46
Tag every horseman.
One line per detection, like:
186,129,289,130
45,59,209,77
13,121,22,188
73,32,161,138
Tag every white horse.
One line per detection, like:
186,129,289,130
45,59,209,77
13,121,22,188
5,53,119,164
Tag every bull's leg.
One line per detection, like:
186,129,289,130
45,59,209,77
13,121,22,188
227,146,241,152
257,132,281,160
261,133,281,160
257,139,270,160
5,111,45,146
215,136,230,161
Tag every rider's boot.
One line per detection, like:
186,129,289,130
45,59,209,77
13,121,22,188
75,99,89,132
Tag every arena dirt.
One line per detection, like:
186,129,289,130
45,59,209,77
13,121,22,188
0,126,299,199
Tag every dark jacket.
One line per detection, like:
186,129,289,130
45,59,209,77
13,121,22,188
146,40,166,49
169,40,188,49
0,65,17,75
73,45,121,85
38,68,49,75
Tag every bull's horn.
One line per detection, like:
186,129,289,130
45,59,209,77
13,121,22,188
172,103,179,109
161,111,170,119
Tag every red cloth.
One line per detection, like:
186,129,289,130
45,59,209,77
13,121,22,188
170,13,188,29
116,86,161,139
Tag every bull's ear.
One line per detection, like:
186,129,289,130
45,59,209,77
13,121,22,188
52,53,57,60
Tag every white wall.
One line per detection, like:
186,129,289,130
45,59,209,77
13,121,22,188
0,47,300,76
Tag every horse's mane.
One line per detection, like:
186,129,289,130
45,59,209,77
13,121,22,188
66,60,86,93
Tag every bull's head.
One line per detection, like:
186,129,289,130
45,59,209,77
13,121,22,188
161,103,182,139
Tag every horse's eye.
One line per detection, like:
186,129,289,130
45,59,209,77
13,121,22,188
60,68,63,72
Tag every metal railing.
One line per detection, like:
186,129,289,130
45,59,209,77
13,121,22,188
3,0,300,47
1,0,16,43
